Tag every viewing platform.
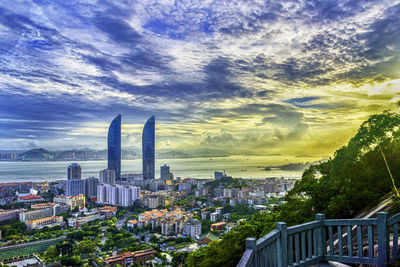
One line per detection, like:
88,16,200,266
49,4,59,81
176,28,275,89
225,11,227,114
238,212,400,267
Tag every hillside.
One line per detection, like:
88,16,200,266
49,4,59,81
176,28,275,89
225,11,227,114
187,111,400,267
17,148,55,161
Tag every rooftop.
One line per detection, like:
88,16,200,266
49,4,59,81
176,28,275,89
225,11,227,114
20,194,42,200
26,215,61,224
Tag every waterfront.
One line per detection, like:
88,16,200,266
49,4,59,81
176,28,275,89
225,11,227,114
0,155,310,182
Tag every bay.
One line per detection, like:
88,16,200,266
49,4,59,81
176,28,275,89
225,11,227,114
0,155,307,182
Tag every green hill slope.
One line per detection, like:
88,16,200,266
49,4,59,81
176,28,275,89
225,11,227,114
187,111,400,267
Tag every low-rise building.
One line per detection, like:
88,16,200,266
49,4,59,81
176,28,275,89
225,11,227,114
211,222,227,231
1,255,44,267
99,206,117,218
0,209,21,222
26,216,63,230
31,203,56,209
104,249,157,266
19,208,54,222
127,219,138,228
17,194,44,203
67,214,105,228
53,194,85,211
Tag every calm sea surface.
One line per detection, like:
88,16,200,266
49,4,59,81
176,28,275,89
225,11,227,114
0,155,308,182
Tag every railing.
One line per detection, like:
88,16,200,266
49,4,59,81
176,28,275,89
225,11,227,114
238,212,400,267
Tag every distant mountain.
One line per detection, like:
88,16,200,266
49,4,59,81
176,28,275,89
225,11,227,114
157,148,231,158
18,148,55,161
13,147,231,161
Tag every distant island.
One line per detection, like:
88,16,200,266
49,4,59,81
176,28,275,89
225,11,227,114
261,161,325,172
0,147,232,161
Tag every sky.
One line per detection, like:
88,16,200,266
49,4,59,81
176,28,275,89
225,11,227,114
0,0,399,161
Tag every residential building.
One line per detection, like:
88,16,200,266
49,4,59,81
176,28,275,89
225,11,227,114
108,115,121,181
96,184,139,206
100,169,116,185
53,194,85,211
201,211,210,221
19,208,54,222
127,219,137,228
0,209,21,222
183,219,201,239
85,177,98,197
160,164,170,180
66,179,85,196
67,163,81,180
210,211,219,222
0,182,32,197
223,188,232,198
142,116,155,179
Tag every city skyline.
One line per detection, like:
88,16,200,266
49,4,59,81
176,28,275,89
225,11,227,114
0,1,399,162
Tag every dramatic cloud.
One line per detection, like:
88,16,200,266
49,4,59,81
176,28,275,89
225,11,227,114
0,0,399,161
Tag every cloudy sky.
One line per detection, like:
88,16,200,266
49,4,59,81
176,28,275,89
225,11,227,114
0,0,399,160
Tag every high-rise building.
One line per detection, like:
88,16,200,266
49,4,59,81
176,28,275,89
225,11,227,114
66,163,84,196
160,164,170,180
108,115,121,182
97,184,140,206
66,179,85,196
142,116,155,180
183,219,201,239
85,177,99,197
214,171,225,180
67,163,81,180
99,169,116,185
97,184,107,203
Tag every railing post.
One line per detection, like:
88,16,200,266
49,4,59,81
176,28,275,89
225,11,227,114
246,237,257,267
377,212,388,267
316,213,326,260
277,222,287,267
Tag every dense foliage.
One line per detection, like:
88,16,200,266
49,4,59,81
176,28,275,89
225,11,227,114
187,111,400,266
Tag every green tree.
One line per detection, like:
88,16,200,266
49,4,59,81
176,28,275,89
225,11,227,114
46,245,59,259
76,240,97,253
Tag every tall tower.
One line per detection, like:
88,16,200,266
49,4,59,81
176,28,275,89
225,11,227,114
108,115,121,181
142,116,155,179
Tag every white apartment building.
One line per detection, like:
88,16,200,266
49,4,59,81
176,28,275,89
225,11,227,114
183,219,201,239
97,184,140,206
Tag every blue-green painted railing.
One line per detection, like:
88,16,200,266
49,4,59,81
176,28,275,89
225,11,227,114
238,212,400,267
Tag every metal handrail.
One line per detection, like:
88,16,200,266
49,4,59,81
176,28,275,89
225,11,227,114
238,212,399,267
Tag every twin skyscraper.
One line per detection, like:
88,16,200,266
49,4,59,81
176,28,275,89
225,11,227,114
107,115,155,181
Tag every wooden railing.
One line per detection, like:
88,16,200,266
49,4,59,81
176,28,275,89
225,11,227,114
238,212,400,267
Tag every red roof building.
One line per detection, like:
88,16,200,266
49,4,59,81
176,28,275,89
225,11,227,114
18,194,43,203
